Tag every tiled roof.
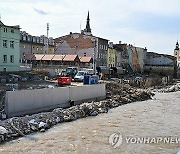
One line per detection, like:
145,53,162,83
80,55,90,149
41,54,55,61
80,56,93,63
32,54,45,61
0,21,4,26
63,55,78,62
55,33,94,50
52,54,65,61
24,54,86,62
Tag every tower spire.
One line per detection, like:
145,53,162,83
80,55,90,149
87,11,90,20
82,11,92,35
175,40,179,50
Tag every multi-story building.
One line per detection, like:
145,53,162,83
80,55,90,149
107,42,116,67
54,11,108,67
127,45,134,71
113,42,129,67
20,31,54,62
125,44,147,73
96,37,108,67
112,42,146,74
0,20,20,72
144,52,177,77
134,46,147,73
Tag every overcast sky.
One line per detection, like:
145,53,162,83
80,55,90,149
1,0,180,55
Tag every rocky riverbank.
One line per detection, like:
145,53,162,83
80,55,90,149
0,82,154,144
154,82,180,93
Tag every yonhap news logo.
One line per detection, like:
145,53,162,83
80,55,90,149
109,132,180,148
109,133,123,148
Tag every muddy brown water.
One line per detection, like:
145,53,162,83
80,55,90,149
0,92,180,154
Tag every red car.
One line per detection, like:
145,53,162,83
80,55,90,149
58,77,72,86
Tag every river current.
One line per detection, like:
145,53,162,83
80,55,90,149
0,92,180,154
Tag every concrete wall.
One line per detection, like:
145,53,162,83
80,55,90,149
5,84,106,117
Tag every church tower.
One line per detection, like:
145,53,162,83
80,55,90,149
82,11,92,35
174,41,180,63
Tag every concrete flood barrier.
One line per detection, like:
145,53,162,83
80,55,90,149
5,84,106,118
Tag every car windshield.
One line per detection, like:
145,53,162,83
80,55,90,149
67,69,73,73
76,72,85,76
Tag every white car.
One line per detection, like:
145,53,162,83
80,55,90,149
74,71,87,82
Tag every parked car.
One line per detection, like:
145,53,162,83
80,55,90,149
66,67,78,78
74,71,87,82
81,68,94,75
59,69,68,77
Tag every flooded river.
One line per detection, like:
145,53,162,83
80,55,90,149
0,92,180,154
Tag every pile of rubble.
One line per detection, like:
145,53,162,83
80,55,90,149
156,83,180,93
0,82,154,143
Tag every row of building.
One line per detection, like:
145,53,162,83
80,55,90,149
0,12,179,77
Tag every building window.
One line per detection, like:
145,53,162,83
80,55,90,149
37,38,40,43
10,55,14,63
84,52,86,56
37,47,39,51
23,36,26,41
3,68,7,72
33,37,36,43
3,40,7,48
3,55,7,63
28,36,31,42
23,45,26,48
4,28,7,33
11,29,14,33
10,41,14,48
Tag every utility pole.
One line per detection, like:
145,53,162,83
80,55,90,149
44,23,49,54
47,23,49,54
93,38,97,75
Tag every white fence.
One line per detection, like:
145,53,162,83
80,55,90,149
5,84,106,117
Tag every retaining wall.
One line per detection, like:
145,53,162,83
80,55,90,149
5,84,106,118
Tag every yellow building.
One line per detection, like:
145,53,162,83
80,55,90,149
32,44,54,54
107,47,116,67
